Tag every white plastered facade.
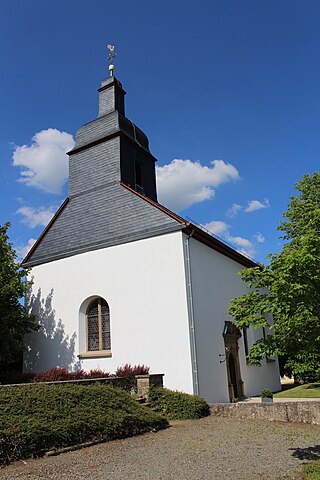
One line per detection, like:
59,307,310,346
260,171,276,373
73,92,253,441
24,231,194,394
24,229,280,402
187,235,280,402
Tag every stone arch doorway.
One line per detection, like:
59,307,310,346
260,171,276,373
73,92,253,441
223,321,244,402
228,353,239,398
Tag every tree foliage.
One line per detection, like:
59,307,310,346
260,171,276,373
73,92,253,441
228,173,320,381
0,223,38,365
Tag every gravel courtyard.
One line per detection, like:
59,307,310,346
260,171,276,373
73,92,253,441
2,416,320,480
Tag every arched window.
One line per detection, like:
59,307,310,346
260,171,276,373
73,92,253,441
86,298,111,352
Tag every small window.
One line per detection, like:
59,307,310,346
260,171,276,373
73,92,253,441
86,298,111,352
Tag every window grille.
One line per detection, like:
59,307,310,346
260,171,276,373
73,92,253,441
86,298,111,351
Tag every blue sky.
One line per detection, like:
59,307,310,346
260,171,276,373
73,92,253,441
1,0,319,263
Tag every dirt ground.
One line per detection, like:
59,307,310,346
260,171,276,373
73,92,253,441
1,416,320,480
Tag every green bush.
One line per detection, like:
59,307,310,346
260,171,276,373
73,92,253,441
261,388,273,398
0,383,168,465
148,386,210,420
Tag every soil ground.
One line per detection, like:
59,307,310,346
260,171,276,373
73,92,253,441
1,415,320,480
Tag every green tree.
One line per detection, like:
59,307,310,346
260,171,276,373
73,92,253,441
228,173,320,381
0,223,38,365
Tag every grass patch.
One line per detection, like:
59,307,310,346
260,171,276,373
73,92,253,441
0,383,168,465
301,461,320,479
274,384,320,398
148,386,210,420
286,461,320,479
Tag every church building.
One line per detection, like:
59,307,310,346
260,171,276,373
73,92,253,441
23,64,280,403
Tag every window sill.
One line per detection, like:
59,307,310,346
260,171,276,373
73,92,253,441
78,350,112,359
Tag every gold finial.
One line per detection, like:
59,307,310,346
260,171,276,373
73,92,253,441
107,44,116,76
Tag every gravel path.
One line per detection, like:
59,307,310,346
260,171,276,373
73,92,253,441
1,416,320,480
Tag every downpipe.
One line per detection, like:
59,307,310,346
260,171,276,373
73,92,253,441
184,229,200,396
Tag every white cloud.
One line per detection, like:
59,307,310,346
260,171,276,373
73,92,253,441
156,159,239,212
229,235,253,250
203,220,255,258
245,198,270,213
254,232,265,243
226,203,242,218
203,220,229,236
226,198,270,217
225,233,254,257
15,238,37,260
16,206,56,228
12,128,75,194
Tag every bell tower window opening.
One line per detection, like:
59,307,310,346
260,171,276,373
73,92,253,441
134,159,144,193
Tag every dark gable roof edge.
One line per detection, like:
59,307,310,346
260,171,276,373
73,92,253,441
183,224,257,268
22,198,70,265
120,182,258,269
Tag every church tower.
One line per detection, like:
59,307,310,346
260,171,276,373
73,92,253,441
69,75,158,202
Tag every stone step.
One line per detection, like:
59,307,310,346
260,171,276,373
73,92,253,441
136,397,152,408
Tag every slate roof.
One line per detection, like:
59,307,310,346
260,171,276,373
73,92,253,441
23,181,184,267
23,180,256,269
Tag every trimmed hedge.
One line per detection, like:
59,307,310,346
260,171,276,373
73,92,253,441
148,386,210,420
0,383,168,465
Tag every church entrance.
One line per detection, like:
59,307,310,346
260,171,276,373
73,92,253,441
223,321,244,402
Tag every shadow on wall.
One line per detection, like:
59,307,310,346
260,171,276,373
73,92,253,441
24,288,79,373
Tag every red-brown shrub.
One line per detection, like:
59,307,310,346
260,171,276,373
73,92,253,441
84,369,111,379
32,368,112,382
33,368,70,382
67,369,86,380
32,367,112,382
115,364,149,377
1,365,150,385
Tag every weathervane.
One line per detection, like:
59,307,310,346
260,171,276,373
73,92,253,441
107,44,116,76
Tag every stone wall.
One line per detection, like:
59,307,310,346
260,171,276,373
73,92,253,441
1,374,164,397
211,402,320,425
135,374,164,398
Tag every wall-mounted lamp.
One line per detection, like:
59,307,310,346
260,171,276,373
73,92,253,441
219,353,226,364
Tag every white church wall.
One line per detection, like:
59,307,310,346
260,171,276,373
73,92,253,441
24,231,194,394
186,235,280,403
240,323,280,397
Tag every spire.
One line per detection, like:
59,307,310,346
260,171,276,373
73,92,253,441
107,44,115,77
97,44,125,116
